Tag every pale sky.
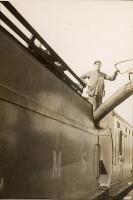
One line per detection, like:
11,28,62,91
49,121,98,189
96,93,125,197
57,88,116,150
2,0,133,124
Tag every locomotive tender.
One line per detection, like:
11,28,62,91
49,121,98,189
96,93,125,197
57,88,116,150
0,2,133,199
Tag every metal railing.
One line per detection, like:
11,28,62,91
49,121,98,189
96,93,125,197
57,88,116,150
0,1,85,93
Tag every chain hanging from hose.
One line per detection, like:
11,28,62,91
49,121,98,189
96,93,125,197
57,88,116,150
115,58,133,80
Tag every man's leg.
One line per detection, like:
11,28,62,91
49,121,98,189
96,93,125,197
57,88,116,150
91,95,102,110
88,96,97,111
97,96,102,108
82,93,98,111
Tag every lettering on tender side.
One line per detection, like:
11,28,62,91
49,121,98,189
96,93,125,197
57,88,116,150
81,152,87,173
52,151,62,179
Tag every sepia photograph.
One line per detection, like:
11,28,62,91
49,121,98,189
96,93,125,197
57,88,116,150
0,0,133,199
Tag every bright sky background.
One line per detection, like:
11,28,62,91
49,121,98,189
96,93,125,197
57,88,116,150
2,0,133,124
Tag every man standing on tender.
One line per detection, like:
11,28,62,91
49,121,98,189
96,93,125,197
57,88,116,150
80,60,119,110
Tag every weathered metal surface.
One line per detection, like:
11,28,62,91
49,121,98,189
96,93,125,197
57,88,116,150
0,27,99,199
0,2,133,199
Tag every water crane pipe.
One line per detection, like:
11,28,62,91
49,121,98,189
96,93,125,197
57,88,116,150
94,79,133,123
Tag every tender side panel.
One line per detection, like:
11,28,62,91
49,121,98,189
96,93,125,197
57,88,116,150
0,29,99,199
0,29,94,128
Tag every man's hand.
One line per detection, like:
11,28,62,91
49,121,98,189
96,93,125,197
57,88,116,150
115,69,120,73
82,79,87,86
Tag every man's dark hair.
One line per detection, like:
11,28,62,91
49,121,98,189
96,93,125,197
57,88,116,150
94,60,101,65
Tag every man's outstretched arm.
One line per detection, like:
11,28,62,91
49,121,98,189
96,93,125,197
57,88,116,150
80,72,90,80
80,72,90,85
104,70,119,81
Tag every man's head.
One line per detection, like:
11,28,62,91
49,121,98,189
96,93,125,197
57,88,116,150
94,60,101,71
